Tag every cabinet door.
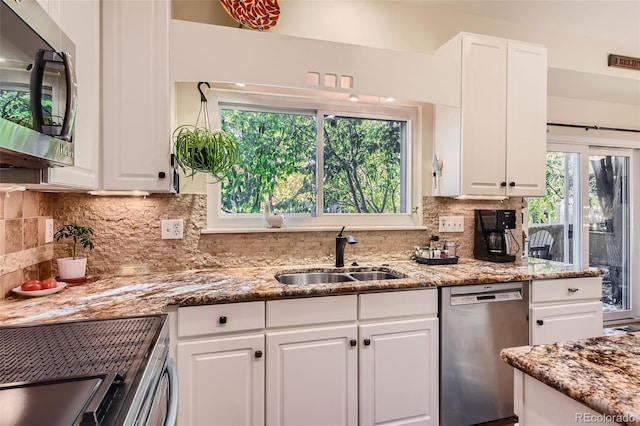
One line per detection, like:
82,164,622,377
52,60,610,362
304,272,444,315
48,0,100,189
266,325,358,426
530,301,603,345
176,334,264,426
360,318,439,426
505,42,547,197
101,0,172,191
460,35,508,196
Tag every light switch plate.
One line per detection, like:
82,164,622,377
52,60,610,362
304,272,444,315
438,216,464,233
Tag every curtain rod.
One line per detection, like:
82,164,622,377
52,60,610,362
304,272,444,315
547,122,640,134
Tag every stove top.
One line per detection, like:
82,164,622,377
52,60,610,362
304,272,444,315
0,315,167,426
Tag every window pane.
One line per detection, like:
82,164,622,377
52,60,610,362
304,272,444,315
589,155,630,313
528,152,580,263
219,108,317,214
323,115,404,213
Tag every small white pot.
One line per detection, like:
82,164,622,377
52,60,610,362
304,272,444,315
57,257,87,280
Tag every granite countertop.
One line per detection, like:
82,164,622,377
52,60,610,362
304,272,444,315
0,258,601,326
501,333,640,426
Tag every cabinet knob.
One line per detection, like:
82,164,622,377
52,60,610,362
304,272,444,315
158,171,166,179
219,316,227,324
500,182,507,187
509,181,516,187
350,339,357,347
255,350,263,358
568,288,579,293
536,320,544,326
364,338,371,346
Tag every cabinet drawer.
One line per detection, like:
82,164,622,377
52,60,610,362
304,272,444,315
359,289,437,320
266,295,357,328
531,277,602,304
178,301,265,337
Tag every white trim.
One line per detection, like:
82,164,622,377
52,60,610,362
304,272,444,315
547,133,640,149
202,225,428,234
206,90,423,231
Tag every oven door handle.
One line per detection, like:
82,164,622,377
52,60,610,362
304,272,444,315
164,357,179,426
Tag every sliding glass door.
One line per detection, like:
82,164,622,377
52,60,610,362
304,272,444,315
588,149,631,317
529,143,634,321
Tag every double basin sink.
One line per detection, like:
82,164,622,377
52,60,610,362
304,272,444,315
275,268,404,285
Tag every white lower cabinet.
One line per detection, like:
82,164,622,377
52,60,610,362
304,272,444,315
177,334,265,426
529,277,603,345
359,318,439,426
175,302,266,426
530,301,603,345
266,325,358,426
173,290,439,426
514,370,618,426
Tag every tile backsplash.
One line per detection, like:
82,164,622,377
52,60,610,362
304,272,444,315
2,192,523,297
0,192,54,298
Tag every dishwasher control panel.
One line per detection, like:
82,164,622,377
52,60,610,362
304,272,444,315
451,290,522,306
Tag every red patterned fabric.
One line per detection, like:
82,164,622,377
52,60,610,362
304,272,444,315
220,0,281,31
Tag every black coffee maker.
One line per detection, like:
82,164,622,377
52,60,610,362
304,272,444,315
474,209,516,263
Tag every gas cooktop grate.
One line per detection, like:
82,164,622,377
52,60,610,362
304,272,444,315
0,316,161,384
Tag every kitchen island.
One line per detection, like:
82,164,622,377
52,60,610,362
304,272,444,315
0,258,600,325
501,333,640,426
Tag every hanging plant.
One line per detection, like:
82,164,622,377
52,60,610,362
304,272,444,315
172,82,238,182
173,125,237,181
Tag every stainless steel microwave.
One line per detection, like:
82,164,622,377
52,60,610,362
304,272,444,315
0,0,77,170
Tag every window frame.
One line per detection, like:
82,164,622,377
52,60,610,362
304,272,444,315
205,90,424,231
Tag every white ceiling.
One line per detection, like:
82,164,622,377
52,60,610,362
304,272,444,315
422,0,640,106
407,0,640,46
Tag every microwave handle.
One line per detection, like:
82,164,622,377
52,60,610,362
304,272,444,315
30,49,78,141
60,51,78,141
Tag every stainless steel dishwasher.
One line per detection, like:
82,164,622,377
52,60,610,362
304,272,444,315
440,282,529,426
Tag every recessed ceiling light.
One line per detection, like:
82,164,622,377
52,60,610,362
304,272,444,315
349,94,358,102
385,97,395,102
235,82,246,87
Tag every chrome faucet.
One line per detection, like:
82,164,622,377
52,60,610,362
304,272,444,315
336,226,358,267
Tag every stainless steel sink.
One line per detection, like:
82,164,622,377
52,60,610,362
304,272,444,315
275,269,404,285
348,271,402,281
275,272,357,285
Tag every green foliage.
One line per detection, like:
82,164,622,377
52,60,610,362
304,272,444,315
173,125,238,181
54,223,95,259
0,89,32,128
323,116,401,213
220,110,316,213
528,152,565,223
218,108,403,215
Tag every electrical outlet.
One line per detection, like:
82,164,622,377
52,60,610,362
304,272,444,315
161,219,184,239
45,218,54,243
438,216,464,233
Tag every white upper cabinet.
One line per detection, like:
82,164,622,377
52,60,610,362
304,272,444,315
47,0,100,189
434,33,547,198
101,0,174,191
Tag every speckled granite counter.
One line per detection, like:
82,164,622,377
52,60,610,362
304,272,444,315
501,333,640,425
0,258,601,326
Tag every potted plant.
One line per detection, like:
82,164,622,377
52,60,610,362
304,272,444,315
54,223,95,280
172,82,238,182
173,125,238,181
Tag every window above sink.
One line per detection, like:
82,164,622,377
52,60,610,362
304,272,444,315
201,86,425,231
